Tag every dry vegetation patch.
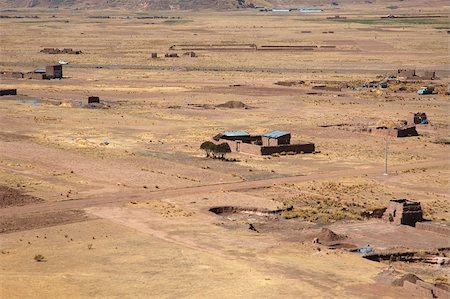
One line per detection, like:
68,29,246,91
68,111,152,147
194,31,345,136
0,185,44,208
131,200,195,217
0,210,91,234
240,178,396,223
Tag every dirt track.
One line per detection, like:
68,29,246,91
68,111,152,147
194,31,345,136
1,158,446,218
1,62,449,77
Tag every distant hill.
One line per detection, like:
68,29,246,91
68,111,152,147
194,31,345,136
0,0,350,10
0,0,259,9
0,0,443,10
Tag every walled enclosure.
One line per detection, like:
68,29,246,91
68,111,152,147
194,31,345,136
213,131,315,156
382,199,423,227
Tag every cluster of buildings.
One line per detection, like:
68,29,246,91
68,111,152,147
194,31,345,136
40,48,82,55
368,124,418,138
212,130,315,156
368,112,434,138
151,52,197,58
0,65,63,80
396,69,437,80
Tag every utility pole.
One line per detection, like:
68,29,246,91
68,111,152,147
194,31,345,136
384,135,389,176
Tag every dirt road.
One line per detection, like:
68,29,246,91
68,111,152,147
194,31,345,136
1,61,449,77
0,158,446,217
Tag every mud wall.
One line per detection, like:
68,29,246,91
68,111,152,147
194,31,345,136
416,222,450,236
24,72,46,80
0,89,17,96
261,143,315,155
383,200,423,226
0,71,24,79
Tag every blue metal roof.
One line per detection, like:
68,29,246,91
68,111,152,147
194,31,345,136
263,130,290,138
223,131,250,137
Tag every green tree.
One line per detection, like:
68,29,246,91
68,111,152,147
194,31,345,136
216,143,231,160
200,141,215,158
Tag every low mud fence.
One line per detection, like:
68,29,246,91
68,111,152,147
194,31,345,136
416,222,450,236
209,206,292,216
169,44,337,52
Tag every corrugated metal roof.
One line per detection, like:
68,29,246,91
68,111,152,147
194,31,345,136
263,130,290,138
223,131,250,137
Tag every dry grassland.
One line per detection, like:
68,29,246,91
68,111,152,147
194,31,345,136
0,6,449,298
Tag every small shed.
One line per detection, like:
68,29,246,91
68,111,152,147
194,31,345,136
0,89,17,96
25,72,46,80
45,65,63,79
410,112,428,125
262,131,291,146
88,96,100,104
394,125,418,137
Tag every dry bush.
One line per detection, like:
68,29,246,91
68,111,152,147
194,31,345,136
34,254,45,262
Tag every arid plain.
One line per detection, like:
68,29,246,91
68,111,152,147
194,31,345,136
0,5,449,298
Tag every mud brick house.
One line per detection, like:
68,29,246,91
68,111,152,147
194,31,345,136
0,71,24,79
393,125,418,137
45,65,63,79
40,48,82,54
214,131,253,142
0,89,17,96
213,130,315,155
25,70,47,80
40,48,60,54
262,131,291,146
368,125,418,138
88,96,100,104
410,112,428,125
1,65,62,80
408,112,436,135
382,199,423,227
62,48,82,54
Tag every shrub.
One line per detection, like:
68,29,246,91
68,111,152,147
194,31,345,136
34,254,45,262
200,142,231,160
200,141,215,157
216,143,231,159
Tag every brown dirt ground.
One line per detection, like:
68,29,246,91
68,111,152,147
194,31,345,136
0,210,91,234
0,185,43,208
0,6,449,298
